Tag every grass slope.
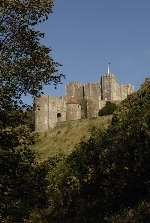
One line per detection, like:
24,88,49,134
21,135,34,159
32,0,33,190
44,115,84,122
33,116,112,160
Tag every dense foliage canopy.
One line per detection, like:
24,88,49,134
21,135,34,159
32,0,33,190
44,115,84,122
0,0,63,117
98,101,118,116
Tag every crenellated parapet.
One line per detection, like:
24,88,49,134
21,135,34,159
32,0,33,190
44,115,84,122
65,82,83,103
83,82,101,98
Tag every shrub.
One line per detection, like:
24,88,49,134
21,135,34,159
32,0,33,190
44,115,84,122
98,101,118,116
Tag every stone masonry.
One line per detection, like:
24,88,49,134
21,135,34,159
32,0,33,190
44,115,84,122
35,72,134,132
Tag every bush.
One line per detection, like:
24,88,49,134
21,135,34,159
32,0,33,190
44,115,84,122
110,201,150,223
98,101,118,116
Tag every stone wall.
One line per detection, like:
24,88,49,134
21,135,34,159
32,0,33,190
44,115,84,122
86,96,99,118
35,96,49,132
66,82,101,101
35,96,66,132
101,73,126,101
101,74,114,100
84,82,101,98
120,84,134,100
99,99,107,110
66,103,82,121
111,76,121,101
65,82,83,103
48,96,66,128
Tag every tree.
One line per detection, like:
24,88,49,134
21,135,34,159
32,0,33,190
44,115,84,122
0,0,64,221
0,0,63,113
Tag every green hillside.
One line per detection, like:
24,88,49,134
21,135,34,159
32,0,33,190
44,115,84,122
33,116,112,160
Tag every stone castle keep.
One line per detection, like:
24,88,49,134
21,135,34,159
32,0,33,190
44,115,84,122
35,70,134,132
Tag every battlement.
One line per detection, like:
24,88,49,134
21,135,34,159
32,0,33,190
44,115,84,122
102,73,115,77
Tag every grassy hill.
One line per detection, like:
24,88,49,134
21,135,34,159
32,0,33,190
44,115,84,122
33,116,112,160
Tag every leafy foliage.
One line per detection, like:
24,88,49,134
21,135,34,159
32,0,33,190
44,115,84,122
0,1,64,222
0,0,63,110
98,101,118,116
110,201,150,223
0,146,49,222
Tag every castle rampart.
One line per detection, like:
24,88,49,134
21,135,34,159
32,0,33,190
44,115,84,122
35,72,134,132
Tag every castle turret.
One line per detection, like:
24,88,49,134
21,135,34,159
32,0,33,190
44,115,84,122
65,82,83,104
101,73,117,100
120,84,134,100
35,96,67,131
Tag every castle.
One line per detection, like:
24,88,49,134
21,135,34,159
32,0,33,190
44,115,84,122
35,69,134,132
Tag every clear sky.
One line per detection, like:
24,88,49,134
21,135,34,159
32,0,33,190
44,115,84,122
25,0,150,101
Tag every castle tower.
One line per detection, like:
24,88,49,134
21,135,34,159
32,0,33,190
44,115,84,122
65,82,83,104
65,83,88,120
35,96,67,132
35,96,50,132
120,84,134,100
101,64,121,101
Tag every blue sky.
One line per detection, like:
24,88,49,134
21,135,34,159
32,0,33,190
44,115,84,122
25,0,150,102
